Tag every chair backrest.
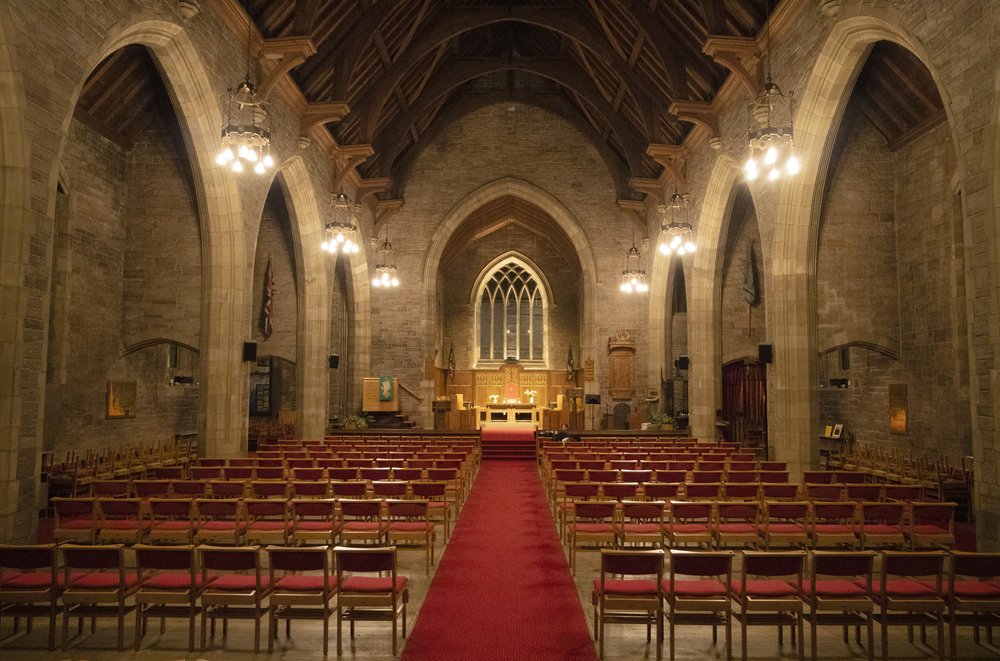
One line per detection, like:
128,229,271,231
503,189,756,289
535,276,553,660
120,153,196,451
684,483,721,499
644,482,680,499
909,502,955,527
255,467,285,480
620,469,652,483
564,482,600,499
670,501,713,522
372,481,409,498
98,498,143,518
292,498,337,518
292,481,330,498
670,549,733,577
200,545,260,573
0,544,57,571
811,550,875,578
393,468,423,481
765,501,809,521
573,501,617,521
811,501,856,522
410,481,447,498
53,497,95,520
722,483,760,500
196,498,242,519
149,498,194,518
251,481,288,498
882,551,946,580
950,551,1000,582
135,544,196,571
340,499,383,519
335,545,396,574
601,548,664,577
245,498,288,519
602,482,639,500
621,500,665,522
61,543,124,571
742,550,806,581
861,502,904,524
332,481,368,497
92,480,130,497
133,480,171,498
716,501,759,522
386,499,428,519
268,545,330,573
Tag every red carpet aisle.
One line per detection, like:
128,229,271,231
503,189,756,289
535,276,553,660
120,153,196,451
401,460,597,661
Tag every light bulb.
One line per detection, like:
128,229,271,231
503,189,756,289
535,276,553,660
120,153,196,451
685,241,696,253
670,235,682,249
335,232,345,243
391,277,399,287
786,155,800,175
768,168,780,180
659,243,669,255
744,158,756,173
764,146,778,164
321,241,329,251
262,153,274,168
238,144,251,160
232,160,243,173
254,162,265,174
223,147,234,162
245,148,258,162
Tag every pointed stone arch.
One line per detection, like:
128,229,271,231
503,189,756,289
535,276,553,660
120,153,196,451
687,154,744,443
770,9,961,474
75,20,247,456
422,177,598,375
272,157,332,439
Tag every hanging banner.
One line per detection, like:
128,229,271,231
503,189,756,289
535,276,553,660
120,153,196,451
378,375,394,401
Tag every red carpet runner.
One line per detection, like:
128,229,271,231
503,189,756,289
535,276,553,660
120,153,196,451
401,460,597,660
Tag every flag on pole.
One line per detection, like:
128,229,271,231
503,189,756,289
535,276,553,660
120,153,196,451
262,255,274,339
447,344,456,381
742,244,757,305
566,346,575,381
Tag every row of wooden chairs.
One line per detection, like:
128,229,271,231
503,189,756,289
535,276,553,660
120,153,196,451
592,548,1000,661
0,543,408,655
46,437,197,498
51,496,444,570
563,500,957,572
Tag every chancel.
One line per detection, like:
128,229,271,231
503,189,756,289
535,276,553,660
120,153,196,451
0,1,998,659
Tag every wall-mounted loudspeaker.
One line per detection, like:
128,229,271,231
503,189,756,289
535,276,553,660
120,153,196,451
758,343,773,364
328,354,340,369
242,341,257,362
675,355,690,370
584,394,601,405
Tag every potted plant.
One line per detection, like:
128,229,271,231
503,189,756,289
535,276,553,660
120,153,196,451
344,410,374,430
647,411,675,431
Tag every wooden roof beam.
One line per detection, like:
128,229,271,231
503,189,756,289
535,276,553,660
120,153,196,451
669,99,721,146
330,143,375,191
702,35,759,96
258,36,317,100
300,100,352,135
645,144,688,191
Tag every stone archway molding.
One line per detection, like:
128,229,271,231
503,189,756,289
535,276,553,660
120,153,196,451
422,177,599,375
770,8,962,475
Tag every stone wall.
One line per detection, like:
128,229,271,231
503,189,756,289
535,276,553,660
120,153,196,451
251,187,298,363
721,189,766,362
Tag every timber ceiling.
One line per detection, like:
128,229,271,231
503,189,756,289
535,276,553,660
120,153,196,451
75,1,946,202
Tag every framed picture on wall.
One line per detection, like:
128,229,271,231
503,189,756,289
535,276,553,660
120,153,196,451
831,423,844,439
106,381,137,418
889,383,907,434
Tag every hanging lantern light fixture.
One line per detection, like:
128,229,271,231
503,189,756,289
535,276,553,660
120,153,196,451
619,244,648,294
743,1,799,182
658,192,696,256
214,2,274,175
321,192,361,255
372,220,399,289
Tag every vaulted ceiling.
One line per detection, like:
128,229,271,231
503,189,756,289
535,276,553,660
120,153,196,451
75,0,946,205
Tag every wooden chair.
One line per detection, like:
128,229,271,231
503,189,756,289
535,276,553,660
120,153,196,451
147,498,197,544
802,550,876,661
289,498,340,546
410,481,452,540
906,502,956,549
51,497,98,544
871,551,947,661
97,498,149,545
732,550,806,661
761,501,810,549
133,544,201,651
0,544,59,649
385,499,436,575
858,502,906,549
946,551,1000,660
666,501,714,548
199,545,271,652
244,499,291,546
334,546,409,656
712,502,761,549
591,548,664,659
566,501,618,574
194,498,246,545
809,502,858,549
267,545,337,655
663,549,734,661
338,499,388,545
615,500,666,548
60,543,136,650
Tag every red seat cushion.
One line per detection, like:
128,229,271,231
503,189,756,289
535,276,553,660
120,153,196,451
950,580,1000,598
69,571,138,590
813,524,855,534
201,521,244,531
593,578,659,596
617,523,661,535
1,572,67,589
671,524,710,535
802,579,868,598
296,521,336,531
910,525,950,535
59,518,97,530
664,579,727,597
207,574,272,591
389,522,433,533
102,520,149,530
274,575,338,592
766,524,806,534
863,525,903,536
152,521,193,530
249,521,290,531
574,523,614,534
343,522,383,532
715,524,757,534
731,579,799,597
869,579,940,598
0,570,23,586
141,572,201,590
340,576,407,593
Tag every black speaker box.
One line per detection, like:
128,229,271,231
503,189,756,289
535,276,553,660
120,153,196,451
676,355,690,370
584,394,601,405
242,341,257,362
328,354,340,369
758,343,773,364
